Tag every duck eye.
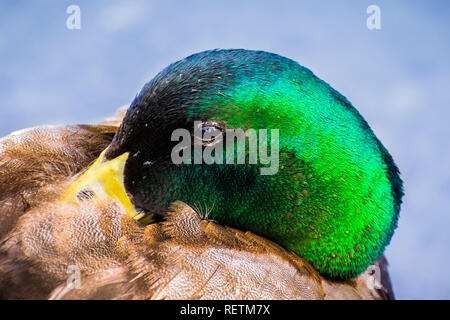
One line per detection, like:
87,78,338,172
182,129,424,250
201,125,221,141
195,122,225,145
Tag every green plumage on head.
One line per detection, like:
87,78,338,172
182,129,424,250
106,49,403,279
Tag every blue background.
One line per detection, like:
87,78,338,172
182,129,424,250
0,0,449,299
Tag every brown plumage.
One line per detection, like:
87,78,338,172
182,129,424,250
0,110,394,300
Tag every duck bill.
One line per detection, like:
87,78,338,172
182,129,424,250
60,149,151,223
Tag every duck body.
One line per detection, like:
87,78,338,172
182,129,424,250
0,49,402,299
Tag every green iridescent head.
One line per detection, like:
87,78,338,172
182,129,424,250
105,49,403,279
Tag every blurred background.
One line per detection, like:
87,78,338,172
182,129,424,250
0,0,449,299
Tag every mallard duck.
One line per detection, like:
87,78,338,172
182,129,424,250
0,49,402,300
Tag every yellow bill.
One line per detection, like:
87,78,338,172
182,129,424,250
60,149,152,223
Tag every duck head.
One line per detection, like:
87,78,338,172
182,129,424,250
62,49,403,279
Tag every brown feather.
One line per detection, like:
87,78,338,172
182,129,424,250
0,125,117,238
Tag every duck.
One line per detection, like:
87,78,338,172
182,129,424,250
0,49,402,300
